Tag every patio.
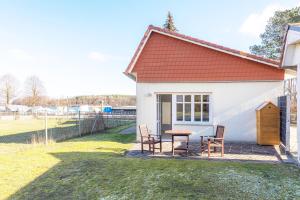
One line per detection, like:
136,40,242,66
126,141,283,163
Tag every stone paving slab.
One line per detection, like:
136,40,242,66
126,141,282,163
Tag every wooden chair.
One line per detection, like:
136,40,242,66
139,124,162,154
200,125,225,158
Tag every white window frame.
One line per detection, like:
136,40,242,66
174,93,212,125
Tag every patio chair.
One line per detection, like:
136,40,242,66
200,125,225,158
139,124,162,154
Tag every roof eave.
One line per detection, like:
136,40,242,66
123,72,136,82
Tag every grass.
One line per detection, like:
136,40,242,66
0,118,77,143
0,119,78,153
0,118,134,146
0,125,300,199
0,119,75,137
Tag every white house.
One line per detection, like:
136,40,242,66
125,25,293,142
281,23,300,163
6,104,31,113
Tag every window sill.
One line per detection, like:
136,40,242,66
173,122,213,126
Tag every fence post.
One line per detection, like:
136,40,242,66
45,110,48,145
78,111,81,137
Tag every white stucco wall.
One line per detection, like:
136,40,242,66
136,81,283,143
297,64,300,163
282,29,300,67
293,44,300,65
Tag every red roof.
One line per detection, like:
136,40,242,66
125,25,284,82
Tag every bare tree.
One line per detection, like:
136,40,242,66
0,74,19,105
24,75,46,106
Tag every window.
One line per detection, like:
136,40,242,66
176,95,183,121
194,95,201,121
202,95,210,122
184,95,191,121
176,94,211,123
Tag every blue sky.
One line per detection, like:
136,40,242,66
0,0,299,97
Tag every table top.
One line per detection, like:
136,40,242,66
165,130,192,135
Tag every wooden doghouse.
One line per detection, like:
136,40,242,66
256,102,280,145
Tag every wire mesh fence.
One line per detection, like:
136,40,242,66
0,112,136,144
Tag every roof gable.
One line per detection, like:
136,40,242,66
124,25,283,82
256,102,276,110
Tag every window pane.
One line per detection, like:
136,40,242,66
176,103,183,121
194,95,201,102
194,103,201,121
176,95,183,102
162,102,171,124
203,95,209,102
203,103,209,121
184,103,191,121
185,95,191,102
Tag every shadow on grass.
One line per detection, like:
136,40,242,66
8,151,125,200
61,120,78,125
69,132,136,144
0,123,135,144
8,151,217,200
0,125,78,144
96,147,127,152
0,131,37,144
63,124,136,144
8,150,300,200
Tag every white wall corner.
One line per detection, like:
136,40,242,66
297,64,300,163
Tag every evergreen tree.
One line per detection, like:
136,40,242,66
163,11,178,32
250,7,300,60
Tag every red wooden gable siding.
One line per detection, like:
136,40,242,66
132,32,284,82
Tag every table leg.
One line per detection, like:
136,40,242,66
186,135,189,156
172,135,174,156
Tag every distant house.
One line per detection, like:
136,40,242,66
6,105,31,113
67,105,91,113
111,106,136,115
124,25,295,142
31,106,56,114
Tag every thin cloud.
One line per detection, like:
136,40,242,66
239,4,285,38
88,51,111,62
88,51,129,62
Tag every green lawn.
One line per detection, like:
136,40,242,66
0,125,300,199
0,118,134,145
0,119,74,136
0,118,77,143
